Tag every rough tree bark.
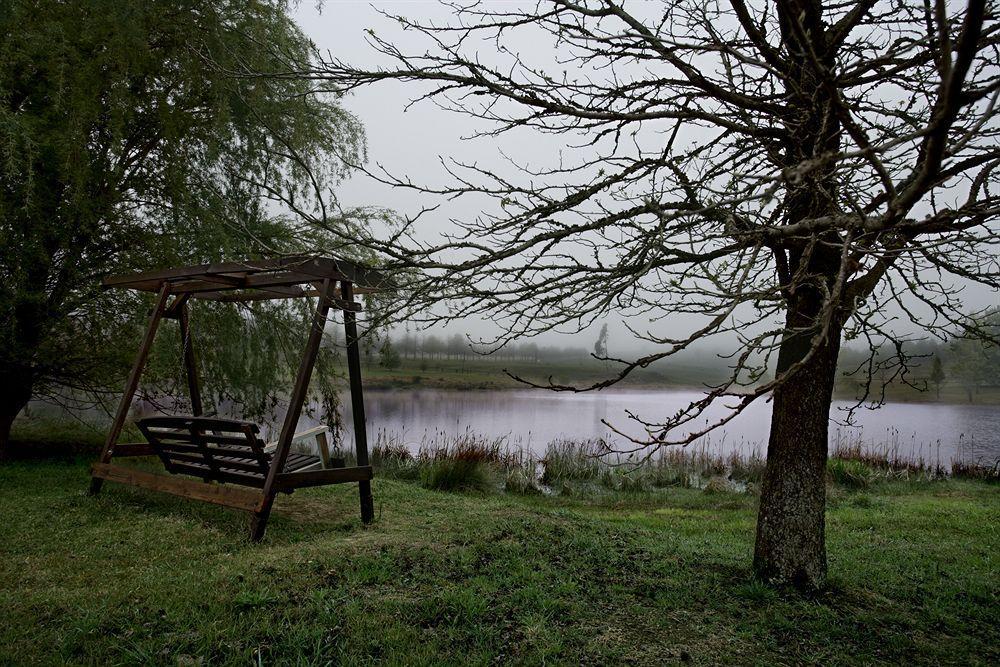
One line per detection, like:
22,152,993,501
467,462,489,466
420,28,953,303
0,415,12,462
1,275,45,462
754,295,844,588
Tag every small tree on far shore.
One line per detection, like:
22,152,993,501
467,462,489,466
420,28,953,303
593,324,609,359
930,356,946,400
379,337,402,370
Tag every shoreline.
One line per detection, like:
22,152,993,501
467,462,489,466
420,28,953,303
360,380,1000,408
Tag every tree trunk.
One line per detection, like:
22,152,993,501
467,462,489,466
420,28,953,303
0,412,13,463
0,380,32,463
753,304,842,589
752,0,847,589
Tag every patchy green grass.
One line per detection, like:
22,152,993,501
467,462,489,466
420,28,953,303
1,457,997,665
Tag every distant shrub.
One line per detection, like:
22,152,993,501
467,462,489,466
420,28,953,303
618,472,650,493
703,475,734,494
417,432,520,467
372,441,412,465
645,468,691,488
370,427,995,500
504,467,541,495
381,460,421,481
372,439,421,480
598,467,620,490
950,458,999,482
827,459,874,489
705,457,728,477
831,431,946,480
728,450,766,484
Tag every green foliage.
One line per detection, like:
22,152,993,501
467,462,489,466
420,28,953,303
0,0,365,426
503,465,542,495
949,314,1000,402
951,458,1000,482
702,475,735,494
541,439,603,484
618,471,652,493
371,442,421,481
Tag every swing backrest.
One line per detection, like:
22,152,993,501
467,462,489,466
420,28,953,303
137,416,272,487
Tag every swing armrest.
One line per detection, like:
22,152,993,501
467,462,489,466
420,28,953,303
263,426,332,467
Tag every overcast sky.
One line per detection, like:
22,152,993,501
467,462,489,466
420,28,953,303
295,1,643,350
293,1,998,355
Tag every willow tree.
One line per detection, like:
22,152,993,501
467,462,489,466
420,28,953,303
0,0,364,456
308,0,1000,588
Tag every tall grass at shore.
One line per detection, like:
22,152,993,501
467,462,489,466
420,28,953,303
351,427,997,496
9,414,997,489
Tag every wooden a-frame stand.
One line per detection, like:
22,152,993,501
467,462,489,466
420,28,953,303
88,256,383,541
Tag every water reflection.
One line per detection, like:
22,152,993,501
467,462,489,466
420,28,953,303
325,389,999,463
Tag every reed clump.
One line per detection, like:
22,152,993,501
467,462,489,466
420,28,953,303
950,458,999,482
951,434,1000,482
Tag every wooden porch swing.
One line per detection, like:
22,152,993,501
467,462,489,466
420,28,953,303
88,256,386,541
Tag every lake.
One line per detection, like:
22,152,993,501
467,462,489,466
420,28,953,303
331,389,999,464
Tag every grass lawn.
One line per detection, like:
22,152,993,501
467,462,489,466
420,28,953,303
1,456,997,666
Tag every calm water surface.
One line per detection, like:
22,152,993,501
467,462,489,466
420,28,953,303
335,389,999,463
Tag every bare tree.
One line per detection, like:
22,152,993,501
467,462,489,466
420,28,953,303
302,0,1000,588
594,323,609,358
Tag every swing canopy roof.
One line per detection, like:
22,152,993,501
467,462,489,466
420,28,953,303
102,255,387,303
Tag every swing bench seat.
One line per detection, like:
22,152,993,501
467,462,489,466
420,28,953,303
137,415,325,488
91,414,373,520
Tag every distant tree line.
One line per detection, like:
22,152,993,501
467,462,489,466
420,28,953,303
839,309,1000,402
374,333,591,365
